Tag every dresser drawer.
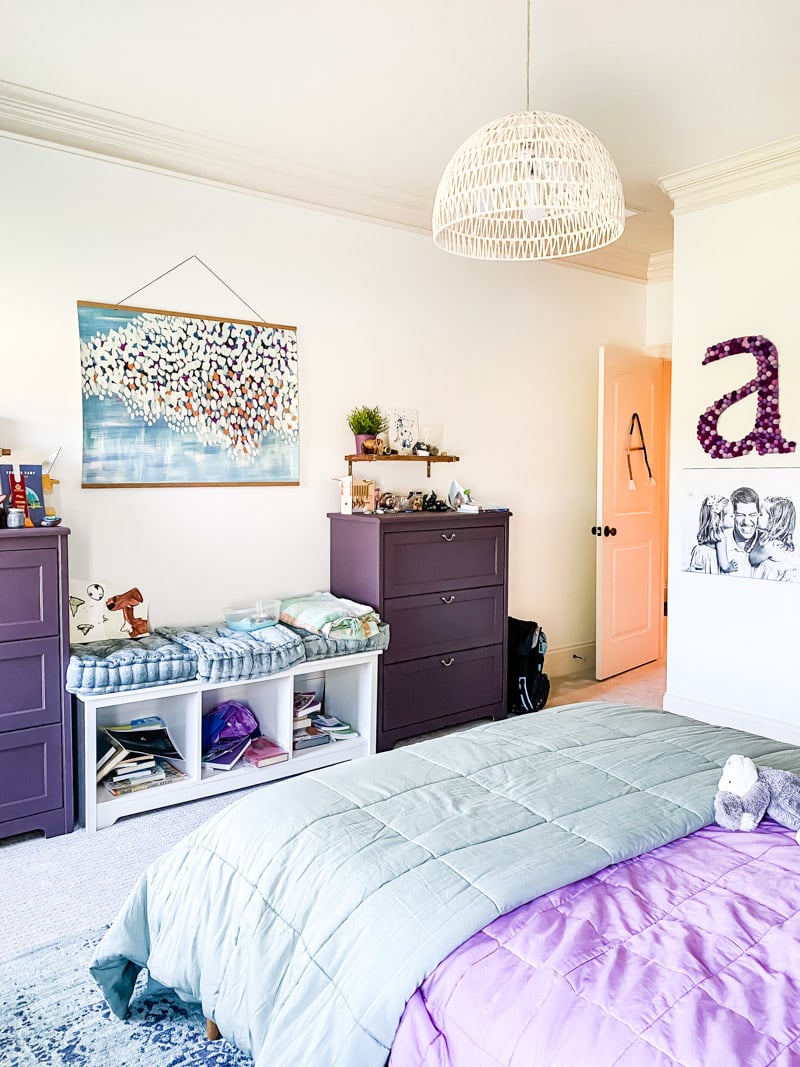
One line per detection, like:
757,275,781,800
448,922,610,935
383,525,506,596
383,587,504,664
0,637,63,732
0,724,63,822
0,548,60,640
382,644,503,731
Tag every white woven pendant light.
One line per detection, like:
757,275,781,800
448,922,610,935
432,6,625,260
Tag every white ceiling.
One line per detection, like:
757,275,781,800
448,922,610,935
2,0,800,277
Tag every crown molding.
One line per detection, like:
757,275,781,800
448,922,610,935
646,250,673,283
658,134,800,215
0,79,433,233
0,80,665,283
554,242,651,283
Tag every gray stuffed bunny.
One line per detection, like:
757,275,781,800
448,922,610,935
715,754,800,843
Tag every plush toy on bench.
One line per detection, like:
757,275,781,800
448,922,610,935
715,753,800,842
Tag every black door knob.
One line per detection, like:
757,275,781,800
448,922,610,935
603,525,617,537
591,526,602,536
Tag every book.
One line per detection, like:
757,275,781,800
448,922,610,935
112,762,160,783
293,725,331,750
293,715,312,729
327,727,359,741
202,735,252,771
242,737,289,768
96,731,130,783
294,691,322,716
309,714,352,732
309,713,358,739
104,759,186,796
111,764,166,787
2,466,45,526
104,717,183,760
113,755,156,773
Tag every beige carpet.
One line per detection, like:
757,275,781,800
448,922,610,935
0,659,665,963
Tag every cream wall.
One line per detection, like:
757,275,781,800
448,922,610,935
665,181,800,741
0,137,647,663
645,281,673,348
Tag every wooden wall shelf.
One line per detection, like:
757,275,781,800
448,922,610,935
344,453,459,478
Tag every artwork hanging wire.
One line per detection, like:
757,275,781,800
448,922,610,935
78,257,299,487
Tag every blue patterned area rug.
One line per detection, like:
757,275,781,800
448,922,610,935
1,929,253,1066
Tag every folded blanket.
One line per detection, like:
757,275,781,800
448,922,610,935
280,591,382,640
287,622,391,660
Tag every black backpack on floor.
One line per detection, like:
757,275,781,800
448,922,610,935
507,617,550,714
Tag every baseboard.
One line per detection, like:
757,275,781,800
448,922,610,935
663,692,800,747
546,642,596,680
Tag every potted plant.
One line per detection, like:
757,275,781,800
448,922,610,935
347,405,388,455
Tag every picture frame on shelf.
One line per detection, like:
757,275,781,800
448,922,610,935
387,407,419,455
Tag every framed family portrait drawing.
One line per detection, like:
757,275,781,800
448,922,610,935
78,302,299,487
682,469,800,583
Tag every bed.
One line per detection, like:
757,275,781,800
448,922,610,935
90,702,800,1067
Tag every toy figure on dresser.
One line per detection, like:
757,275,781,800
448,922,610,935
448,480,479,513
422,491,449,512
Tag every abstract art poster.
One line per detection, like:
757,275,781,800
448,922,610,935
78,302,299,486
681,468,800,583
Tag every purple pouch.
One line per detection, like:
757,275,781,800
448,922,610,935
202,700,259,749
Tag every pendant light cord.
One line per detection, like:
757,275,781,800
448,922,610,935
526,1,532,111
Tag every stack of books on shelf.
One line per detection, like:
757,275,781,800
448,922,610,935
242,736,289,768
104,759,187,797
96,719,187,797
293,690,330,750
309,713,359,741
293,691,321,724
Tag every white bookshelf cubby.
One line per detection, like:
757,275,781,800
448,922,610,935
75,649,380,832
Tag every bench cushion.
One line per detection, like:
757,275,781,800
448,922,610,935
158,622,305,683
66,634,198,695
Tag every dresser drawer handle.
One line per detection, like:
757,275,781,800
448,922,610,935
440,595,456,604
441,532,456,542
440,657,455,667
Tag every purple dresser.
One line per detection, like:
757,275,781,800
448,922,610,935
330,512,509,751
0,527,73,839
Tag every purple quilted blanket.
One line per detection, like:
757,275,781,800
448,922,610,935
391,820,800,1066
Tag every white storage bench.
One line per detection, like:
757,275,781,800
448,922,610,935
75,647,381,832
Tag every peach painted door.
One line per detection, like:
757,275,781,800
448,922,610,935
595,346,664,680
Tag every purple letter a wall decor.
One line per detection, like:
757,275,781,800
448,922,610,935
696,335,796,459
